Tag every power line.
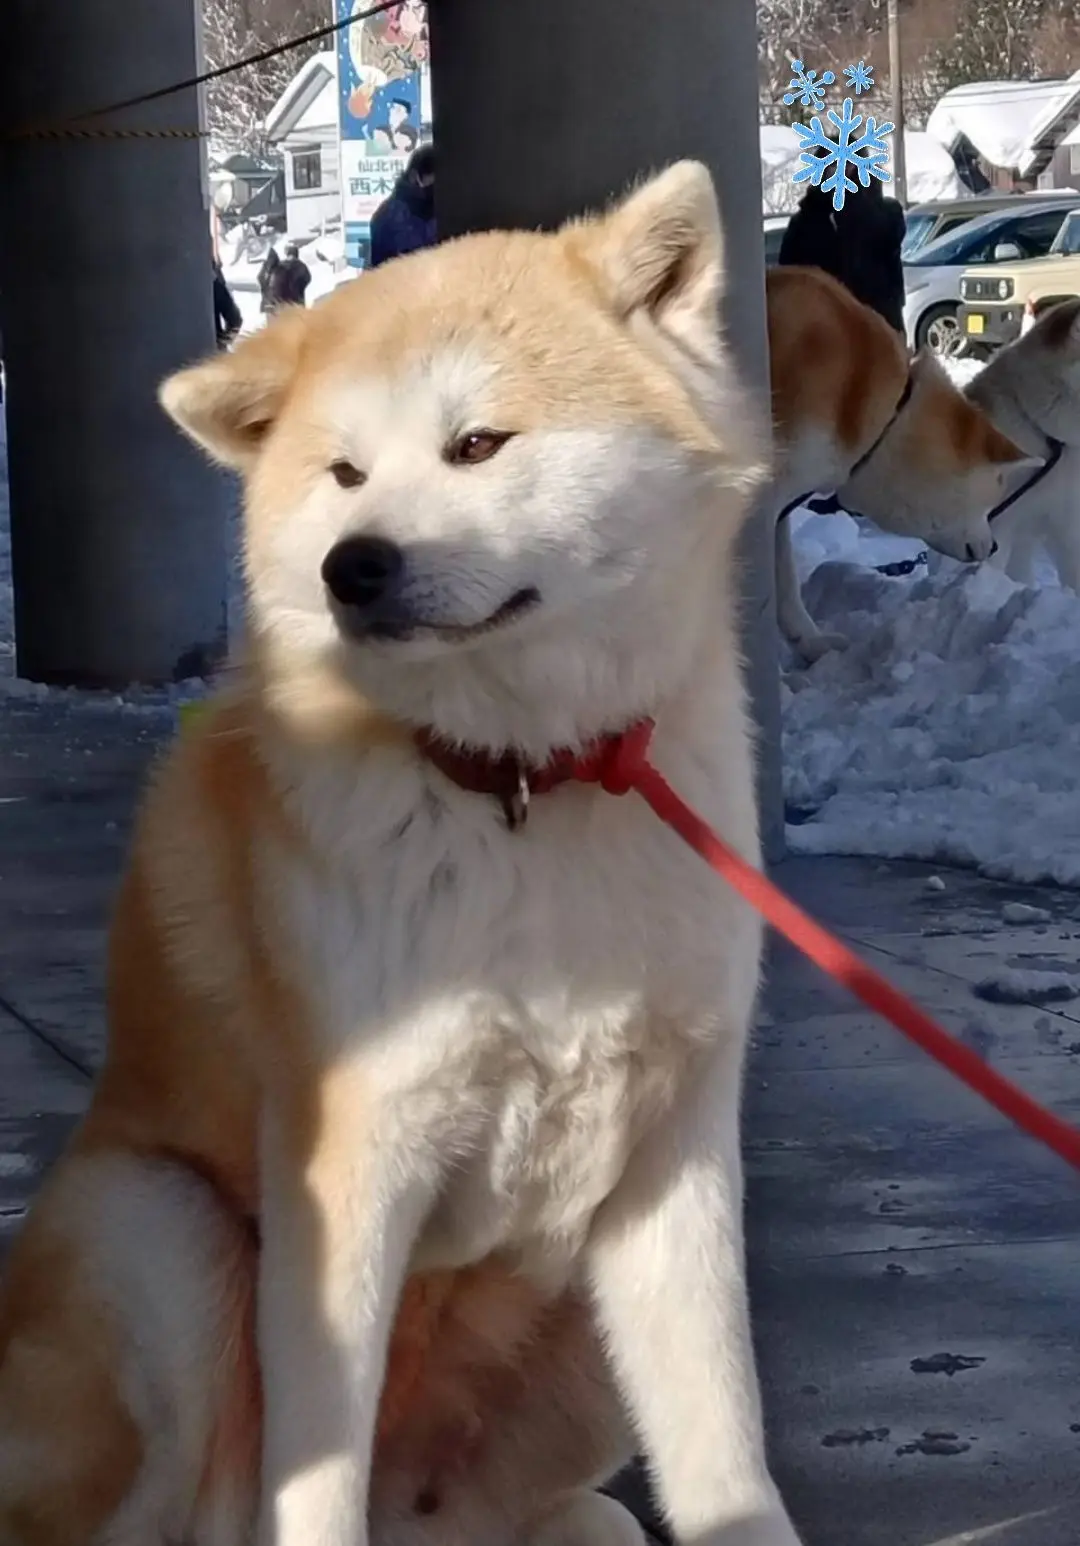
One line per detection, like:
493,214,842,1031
5,0,401,139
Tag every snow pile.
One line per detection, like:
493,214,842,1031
972,967,1078,1006
927,71,1080,176
783,555,1080,887
761,125,803,214
880,130,964,203
761,124,966,212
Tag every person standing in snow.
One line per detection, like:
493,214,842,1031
258,247,281,314
369,144,436,268
277,243,312,307
779,178,906,337
213,260,243,347
834,178,907,336
777,183,845,283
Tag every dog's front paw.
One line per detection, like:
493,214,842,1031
719,1512,803,1546
701,1500,802,1546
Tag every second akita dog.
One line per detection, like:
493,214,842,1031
0,165,802,1546
965,296,1080,591
767,267,1034,660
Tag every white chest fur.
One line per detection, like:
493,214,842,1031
268,717,762,1279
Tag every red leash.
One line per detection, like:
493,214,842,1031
416,715,1080,1172
597,724,1080,1173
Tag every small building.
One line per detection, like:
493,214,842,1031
264,52,341,240
926,72,1080,193
207,151,280,226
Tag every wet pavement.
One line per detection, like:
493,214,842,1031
752,860,1080,1546
1,696,1078,1544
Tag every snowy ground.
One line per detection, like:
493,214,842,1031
3,350,1080,889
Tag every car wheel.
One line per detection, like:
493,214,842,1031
917,304,967,359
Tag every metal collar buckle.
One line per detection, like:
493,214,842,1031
501,764,531,831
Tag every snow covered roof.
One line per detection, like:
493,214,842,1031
759,125,963,212
926,71,1080,177
264,52,338,141
884,131,964,203
760,124,802,212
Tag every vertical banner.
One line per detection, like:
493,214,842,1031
335,0,431,268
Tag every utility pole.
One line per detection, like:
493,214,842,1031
888,0,908,204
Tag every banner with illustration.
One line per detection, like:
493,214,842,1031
334,0,431,267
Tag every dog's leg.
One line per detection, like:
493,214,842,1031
585,1048,801,1546
0,1150,256,1546
1042,495,1080,593
370,1281,633,1546
525,1492,647,1546
257,1069,439,1546
998,510,1039,586
774,515,847,663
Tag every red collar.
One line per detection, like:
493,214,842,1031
414,719,655,829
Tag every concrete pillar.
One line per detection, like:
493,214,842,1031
0,0,228,687
428,0,784,859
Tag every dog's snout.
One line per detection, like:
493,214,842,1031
321,536,404,610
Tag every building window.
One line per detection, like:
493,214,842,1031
292,149,322,190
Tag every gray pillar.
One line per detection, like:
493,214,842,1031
428,0,784,859
0,0,228,687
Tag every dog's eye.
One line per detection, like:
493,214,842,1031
446,430,515,466
330,460,366,489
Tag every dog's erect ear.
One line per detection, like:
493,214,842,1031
587,161,725,359
159,306,310,469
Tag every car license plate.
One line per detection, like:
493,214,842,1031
966,313,985,334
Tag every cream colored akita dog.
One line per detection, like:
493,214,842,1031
0,164,800,1546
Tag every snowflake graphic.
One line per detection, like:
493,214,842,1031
782,58,836,113
792,96,894,211
844,59,874,95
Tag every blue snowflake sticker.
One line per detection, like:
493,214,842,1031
792,97,894,211
844,60,874,95
782,58,836,113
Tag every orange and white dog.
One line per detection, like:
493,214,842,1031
0,164,802,1546
767,266,1034,660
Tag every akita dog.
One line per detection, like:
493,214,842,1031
965,296,1080,592
0,164,802,1546
767,266,1034,660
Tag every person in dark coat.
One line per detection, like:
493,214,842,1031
777,183,845,283
834,178,906,335
213,260,243,347
257,247,281,314
276,243,312,307
369,144,436,268
778,177,906,336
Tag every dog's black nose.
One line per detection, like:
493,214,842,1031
990,539,999,556
321,536,404,610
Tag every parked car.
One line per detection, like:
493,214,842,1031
901,188,1079,262
763,213,790,266
902,201,1078,357
958,206,1080,352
